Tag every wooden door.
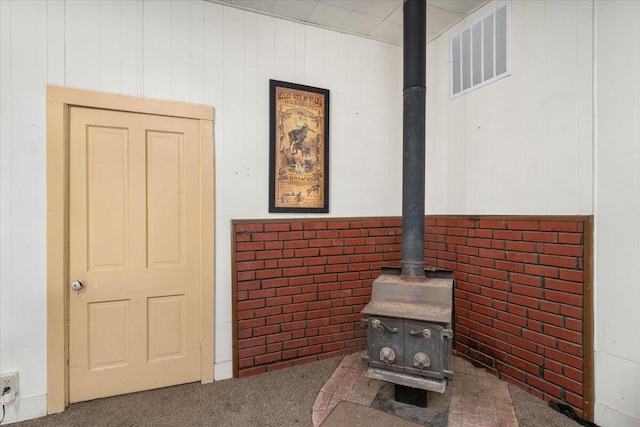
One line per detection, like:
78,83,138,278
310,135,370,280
68,107,202,402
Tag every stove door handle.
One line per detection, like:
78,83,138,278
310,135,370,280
370,319,398,333
410,328,432,339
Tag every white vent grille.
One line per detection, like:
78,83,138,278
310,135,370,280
450,2,510,98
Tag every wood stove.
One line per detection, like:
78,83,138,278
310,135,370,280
360,0,454,395
361,268,453,392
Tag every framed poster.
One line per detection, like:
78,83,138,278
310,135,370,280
269,80,329,213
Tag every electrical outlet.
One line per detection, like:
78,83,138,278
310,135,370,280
1,372,18,395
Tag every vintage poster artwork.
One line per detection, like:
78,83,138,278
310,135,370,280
269,80,329,213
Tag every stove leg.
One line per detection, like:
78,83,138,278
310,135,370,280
394,384,428,408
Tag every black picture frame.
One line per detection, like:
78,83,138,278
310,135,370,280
269,80,329,213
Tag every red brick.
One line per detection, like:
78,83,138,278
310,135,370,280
248,289,276,299
261,278,288,289
238,281,261,291
506,252,538,263
236,224,264,233
494,319,521,335
495,260,525,273
481,287,508,301
255,352,282,364
558,233,582,244
539,301,560,314
545,290,582,307
506,241,537,252
565,318,582,332
509,273,542,287
522,329,556,347
238,336,265,349
480,220,506,229
527,376,562,399
544,370,582,394
237,260,264,271
468,238,492,248
506,334,536,352
508,220,539,231
542,244,583,257
496,361,527,382
512,284,543,298
265,241,284,250
497,312,527,327
508,294,539,309
468,229,493,238
558,341,583,358
559,269,584,283
254,307,281,318
564,366,583,383
523,231,558,243
238,299,265,311
237,242,265,252
540,221,579,232
252,232,278,242
494,230,523,240
524,264,559,278
539,254,578,269
239,318,266,329
544,348,582,369
237,252,256,261
528,309,563,326
545,278,583,295
256,269,283,279
480,268,508,280
283,267,308,277
283,303,307,313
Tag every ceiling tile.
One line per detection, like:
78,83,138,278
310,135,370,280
339,10,382,35
354,0,402,19
271,0,318,21
307,2,350,28
426,3,463,35
232,0,275,13
321,0,360,11
370,20,402,45
428,0,486,15
387,4,403,25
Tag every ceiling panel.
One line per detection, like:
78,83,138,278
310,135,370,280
212,0,489,46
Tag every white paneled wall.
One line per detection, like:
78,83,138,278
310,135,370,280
425,0,593,215
595,2,640,426
0,0,402,421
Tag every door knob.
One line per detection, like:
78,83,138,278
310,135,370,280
71,279,84,290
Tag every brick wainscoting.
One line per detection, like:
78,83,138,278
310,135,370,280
232,216,592,415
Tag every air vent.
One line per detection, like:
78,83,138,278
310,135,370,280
450,2,510,98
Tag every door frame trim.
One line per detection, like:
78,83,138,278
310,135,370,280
46,86,215,413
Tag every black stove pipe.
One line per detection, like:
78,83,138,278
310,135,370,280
401,0,427,280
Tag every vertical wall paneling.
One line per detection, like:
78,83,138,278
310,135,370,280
243,12,259,216
576,1,594,214
121,0,140,96
256,15,275,214
544,1,579,213
222,7,246,218
190,1,205,104
595,0,640,424
170,0,190,102
65,1,100,89
143,1,171,98
99,1,123,93
47,1,65,86
7,0,49,407
0,0,12,373
294,23,306,83
273,20,296,85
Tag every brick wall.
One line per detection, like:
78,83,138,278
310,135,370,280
232,216,591,414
